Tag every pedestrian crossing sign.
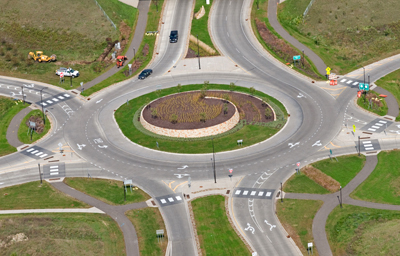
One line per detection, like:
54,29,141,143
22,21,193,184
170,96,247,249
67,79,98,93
353,125,356,133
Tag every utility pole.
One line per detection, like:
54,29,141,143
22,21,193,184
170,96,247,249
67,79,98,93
39,87,48,125
212,138,216,183
197,34,201,70
280,182,283,202
302,49,305,68
21,86,24,104
38,164,42,184
358,136,361,156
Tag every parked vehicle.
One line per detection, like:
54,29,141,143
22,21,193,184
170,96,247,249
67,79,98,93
169,30,178,43
55,67,80,78
138,69,153,80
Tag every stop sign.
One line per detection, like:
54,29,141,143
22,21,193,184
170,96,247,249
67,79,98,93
296,162,300,167
229,169,233,174
60,72,64,78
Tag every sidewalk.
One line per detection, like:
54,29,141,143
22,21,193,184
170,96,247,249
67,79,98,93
268,0,327,75
82,0,151,90
6,105,32,148
0,207,105,215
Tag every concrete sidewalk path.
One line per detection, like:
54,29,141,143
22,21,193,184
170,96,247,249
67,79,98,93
6,105,31,148
0,207,105,215
268,0,327,75
51,182,148,256
82,0,151,91
374,86,399,118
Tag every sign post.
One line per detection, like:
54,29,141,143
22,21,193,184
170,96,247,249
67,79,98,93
293,55,301,66
296,162,300,174
326,67,331,78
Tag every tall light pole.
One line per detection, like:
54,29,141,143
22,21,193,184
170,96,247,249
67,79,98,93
358,136,361,156
212,138,216,183
197,34,201,70
363,67,365,87
39,87,48,125
20,85,24,104
133,48,136,62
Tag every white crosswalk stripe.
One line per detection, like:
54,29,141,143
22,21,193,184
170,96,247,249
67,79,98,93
341,79,347,82
346,80,353,84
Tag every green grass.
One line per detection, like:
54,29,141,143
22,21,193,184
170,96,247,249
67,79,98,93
351,150,400,205
284,173,330,194
126,208,167,256
0,0,138,89
311,154,366,187
0,97,28,156
276,199,323,255
277,0,400,74
0,181,89,210
64,178,150,205
115,83,286,153
0,213,125,256
375,68,400,120
82,0,163,96
190,0,219,56
357,90,388,116
250,0,324,80
17,109,51,144
191,195,249,255
326,204,400,256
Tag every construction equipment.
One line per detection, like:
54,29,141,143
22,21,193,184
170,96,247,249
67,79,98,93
28,51,56,62
116,56,127,68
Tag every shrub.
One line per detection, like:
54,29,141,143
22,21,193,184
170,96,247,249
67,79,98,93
151,108,157,118
249,86,255,96
170,114,178,124
4,52,11,61
200,112,206,122
177,83,182,92
265,107,273,119
229,82,235,91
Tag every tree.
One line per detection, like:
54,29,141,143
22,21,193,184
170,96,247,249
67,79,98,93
200,88,206,98
229,82,235,91
177,83,182,92
203,81,209,90
249,86,255,96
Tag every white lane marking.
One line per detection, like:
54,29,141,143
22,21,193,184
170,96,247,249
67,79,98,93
363,141,372,144
63,94,70,97
371,125,380,129
52,98,59,102
264,220,276,231
363,144,373,147
312,140,322,147
346,80,353,84
35,152,43,156
341,79,347,82
244,223,255,234
258,192,264,196
168,197,174,202
176,196,182,201
46,100,53,104
266,192,271,197
58,96,65,99
31,150,39,154
353,82,359,85
243,191,249,195
375,123,383,126
50,172,59,175
250,191,256,196
40,154,48,158
26,148,34,152
365,147,374,150
379,120,387,123
368,128,376,131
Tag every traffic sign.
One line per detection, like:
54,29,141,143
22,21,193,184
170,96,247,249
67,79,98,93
364,83,370,91
357,91,362,98
353,125,356,133
293,55,301,61
326,67,331,71
296,162,300,167
229,169,233,174
330,149,333,155
359,83,364,90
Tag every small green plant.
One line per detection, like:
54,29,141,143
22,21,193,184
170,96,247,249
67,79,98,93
223,94,230,102
200,112,206,122
203,81,209,90
156,89,162,98
145,97,151,109
223,103,228,115
249,87,255,96
265,107,273,119
200,88,206,98
151,108,158,118
170,114,178,124
177,83,182,92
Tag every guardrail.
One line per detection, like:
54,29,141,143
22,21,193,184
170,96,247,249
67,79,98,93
93,0,117,30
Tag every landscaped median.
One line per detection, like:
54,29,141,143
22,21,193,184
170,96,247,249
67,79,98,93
357,90,388,117
115,83,288,153
17,109,51,144
82,0,164,96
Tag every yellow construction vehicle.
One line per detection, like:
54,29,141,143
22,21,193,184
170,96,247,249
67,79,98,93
28,51,57,62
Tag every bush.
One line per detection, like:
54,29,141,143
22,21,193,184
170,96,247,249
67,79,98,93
4,52,11,61
229,82,235,91
170,114,178,124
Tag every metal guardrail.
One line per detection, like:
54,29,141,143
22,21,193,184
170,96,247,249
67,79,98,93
93,0,117,30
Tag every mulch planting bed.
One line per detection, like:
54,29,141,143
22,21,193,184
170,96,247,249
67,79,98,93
142,91,274,130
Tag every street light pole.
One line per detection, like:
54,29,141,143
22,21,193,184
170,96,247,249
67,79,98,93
197,34,201,70
38,164,42,184
280,182,283,202
39,87,48,125
302,49,305,68
212,138,216,183
363,67,365,86
21,86,24,104
340,186,342,208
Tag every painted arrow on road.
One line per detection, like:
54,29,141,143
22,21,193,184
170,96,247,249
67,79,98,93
177,165,188,169
96,99,103,104
98,145,108,148
288,142,300,148
312,140,322,147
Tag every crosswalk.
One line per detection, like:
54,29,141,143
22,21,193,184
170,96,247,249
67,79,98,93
339,78,359,86
21,146,53,159
233,188,275,199
156,193,184,207
43,162,65,179
39,93,71,107
360,139,380,152
361,118,392,133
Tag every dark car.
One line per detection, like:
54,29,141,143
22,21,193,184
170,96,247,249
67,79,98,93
138,69,153,80
169,30,178,43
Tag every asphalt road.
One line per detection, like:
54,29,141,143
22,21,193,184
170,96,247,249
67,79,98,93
1,0,400,255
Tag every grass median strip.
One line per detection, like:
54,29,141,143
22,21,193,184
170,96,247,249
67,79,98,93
82,0,164,96
126,208,167,256
64,178,150,205
284,173,330,194
17,109,51,144
327,204,400,256
351,150,400,205
0,213,125,256
0,181,89,210
0,97,29,156
115,83,286,154
276,199,323,255
191,195,250,255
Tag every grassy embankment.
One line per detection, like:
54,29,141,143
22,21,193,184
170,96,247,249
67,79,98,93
0,213,125,256
82,0,164,96
189,0,219,57
64,178,150,205
375,69,400,120
17,109,51,144
0,97,28,156
191,195,250,255
0,181,88,210
277,0,400,74
0,0,137,89
115,83,287,153
251,0,324,79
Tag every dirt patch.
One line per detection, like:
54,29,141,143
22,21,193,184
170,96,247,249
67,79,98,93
302,165,340,192
255,18,320,79
142,90,274,130
25,115,45,134
186,47,198,58
142,43,149,57
0,233,28,248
